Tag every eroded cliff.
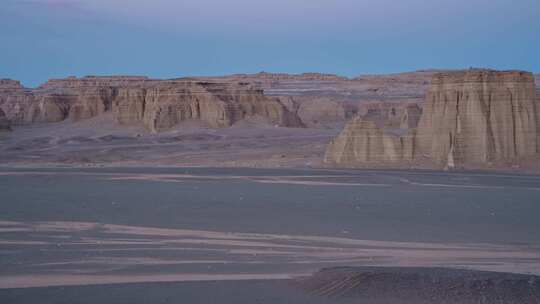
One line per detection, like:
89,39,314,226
417,70,539,167
324,117,417,165
0,77,303,131
325,69,540,169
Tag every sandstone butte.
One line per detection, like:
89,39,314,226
0,76,304,132
325,69,540,169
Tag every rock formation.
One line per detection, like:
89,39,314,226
294,97,346,127
138,81,302,132
205,70,436,128
325,69,540,169
0,70,443,129
356,102,421,129
324,117,416,165
0,76,303,132
225,72,348,82
0,79,32,124
400,104,422,129
537,95,540,154
417,69,539,167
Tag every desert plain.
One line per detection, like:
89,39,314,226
1,70,540,303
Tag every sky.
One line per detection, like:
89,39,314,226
1,0,539,87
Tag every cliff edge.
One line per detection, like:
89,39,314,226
0,76,304,132
325,69,540,169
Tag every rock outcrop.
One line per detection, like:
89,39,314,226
400,104,422,129
226,72,348,82
324,117,416,165
294,97,346,127
326,69,540,169
356,102,422,129
537,94,540,154
0,79,32,124
139,81,302,132
417,69,539,167
209,71,436,128
0,76,303,131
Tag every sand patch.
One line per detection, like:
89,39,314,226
1,221,540,289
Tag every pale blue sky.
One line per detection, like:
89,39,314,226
2,0,539,87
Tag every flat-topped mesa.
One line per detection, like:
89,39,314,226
0,76,303,131
227,72,348,82
353,70,443,84
0,79,24,90
40,76,151,90
417,69,539,167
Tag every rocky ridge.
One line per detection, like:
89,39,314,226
223,72,348,82
207,71,438,128
1,71,435,131
3,70,538,170
0,76,303,132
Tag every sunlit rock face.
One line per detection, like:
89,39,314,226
0,76,303,131
417,69,539,167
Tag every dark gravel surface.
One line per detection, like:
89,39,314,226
299,267,540,303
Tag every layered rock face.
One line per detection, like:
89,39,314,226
324,117,417,165
356,102,421,129
294,97,346,127
324,101,422,166
400,104,422,129
205,71,436,127
417,70,539,167
326,69,540,168
138,81,302,132
537,95,540,153
0,79,34,124
0,77,303,131
225,72,348,82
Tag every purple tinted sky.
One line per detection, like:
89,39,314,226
2,0,539,86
